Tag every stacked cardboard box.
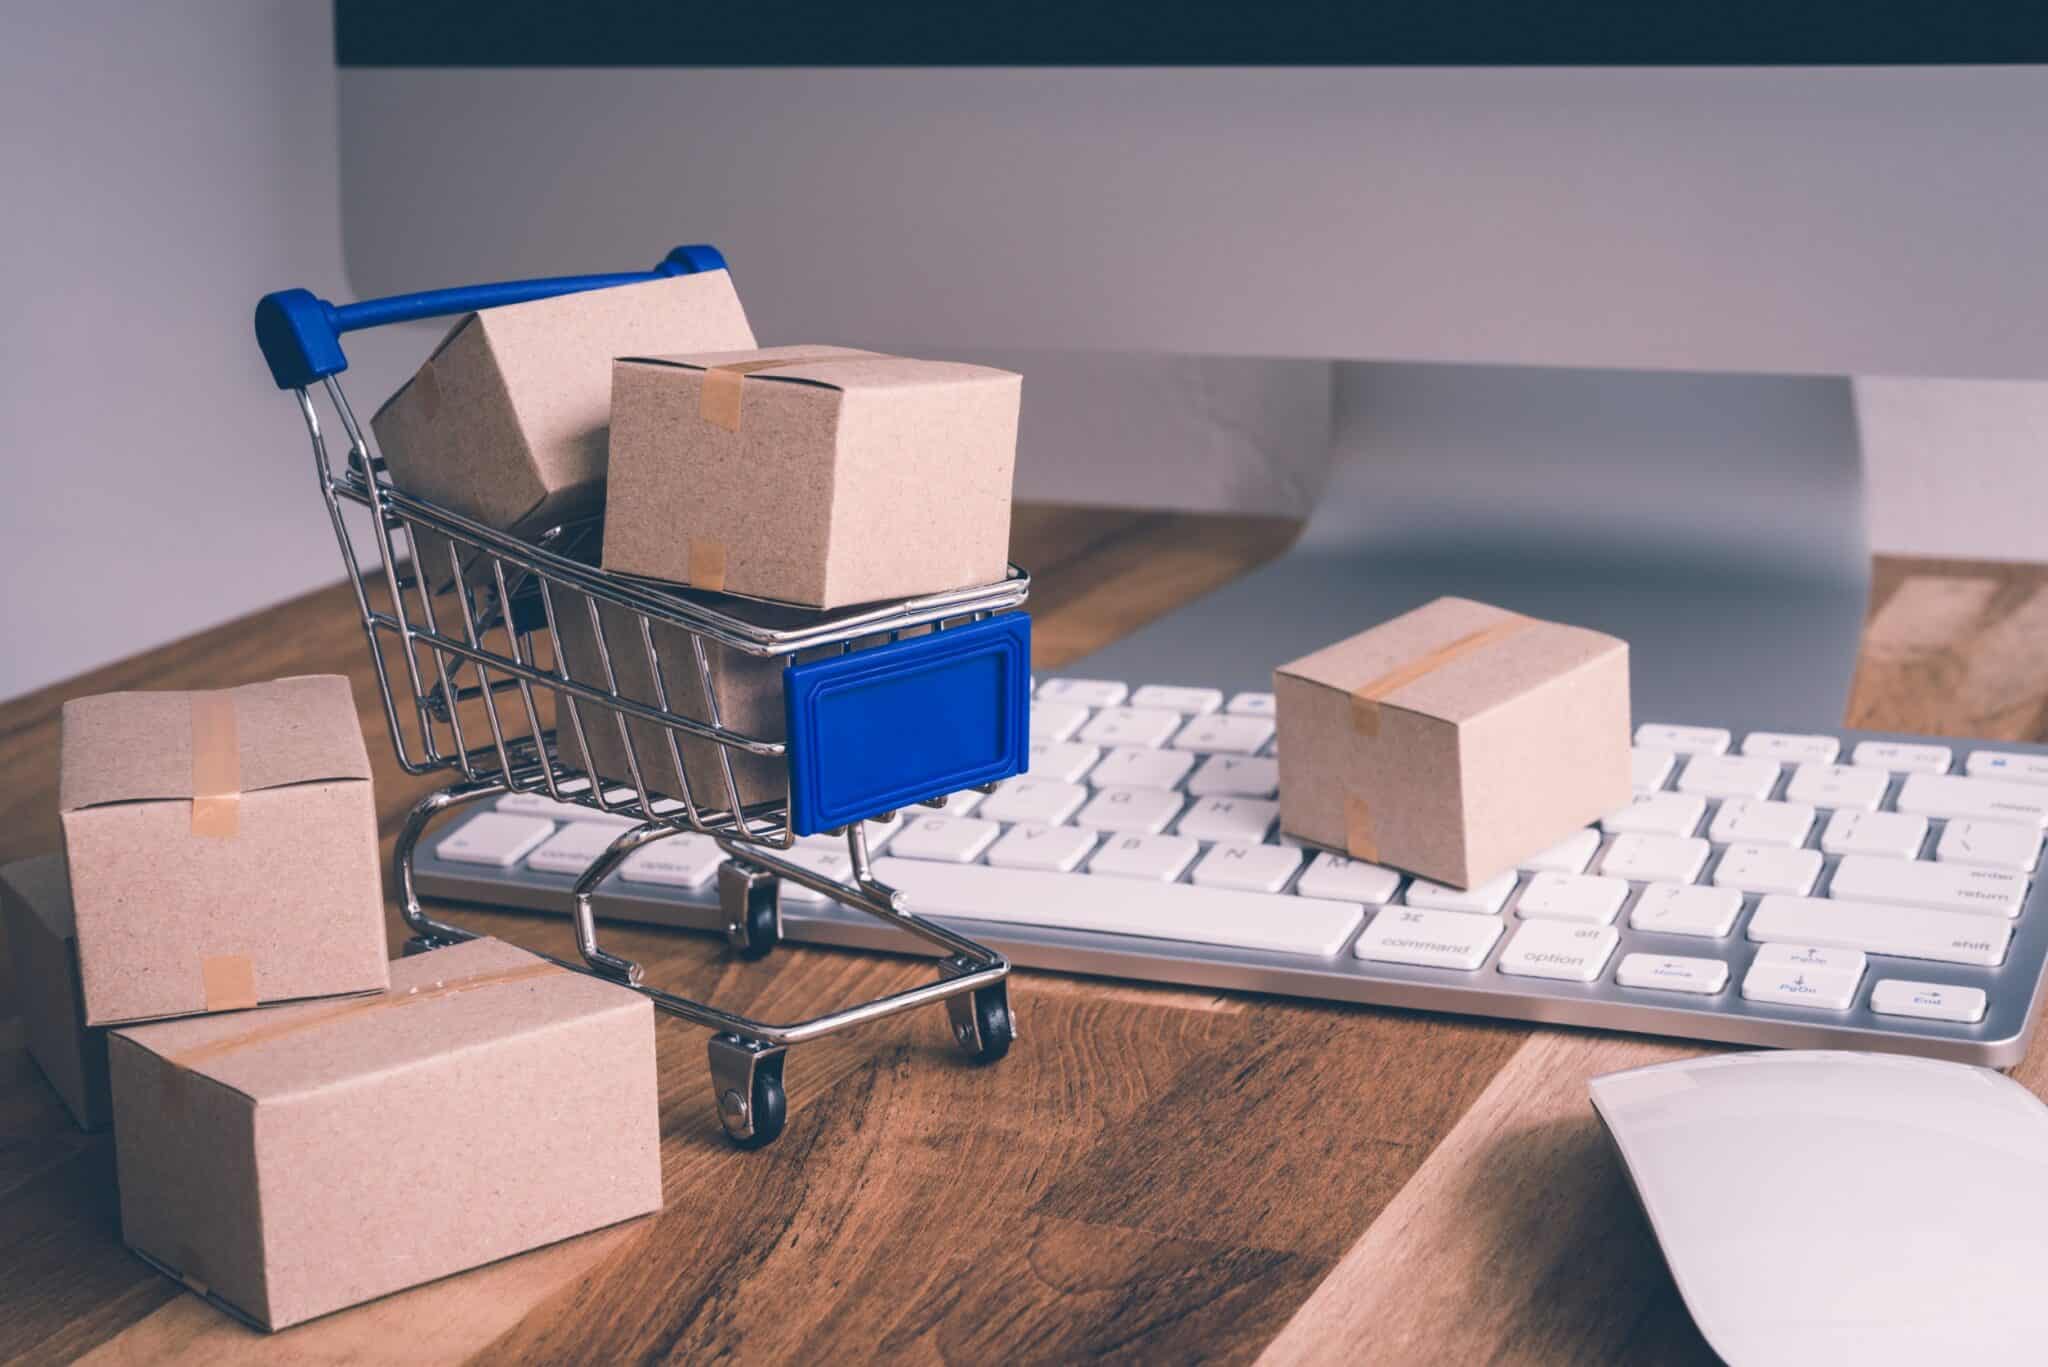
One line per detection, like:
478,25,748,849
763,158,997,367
6,674,664,1331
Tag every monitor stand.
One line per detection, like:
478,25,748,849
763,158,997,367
1070,362,1870,732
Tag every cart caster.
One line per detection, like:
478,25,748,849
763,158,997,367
401,935,455,957
719,861,781,961
709,1034,787,1149
948,980,1016,1064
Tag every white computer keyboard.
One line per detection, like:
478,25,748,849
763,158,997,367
413,678,2048,1065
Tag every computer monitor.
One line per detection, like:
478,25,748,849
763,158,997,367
333,23,2048,726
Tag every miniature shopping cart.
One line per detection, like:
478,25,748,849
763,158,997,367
254,244,1029,1148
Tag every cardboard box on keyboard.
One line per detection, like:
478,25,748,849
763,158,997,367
1275,597,1631,890
56,676,389,1026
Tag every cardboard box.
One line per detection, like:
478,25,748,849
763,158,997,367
552,602,785,813
1274,597,1631,889
371,270,757,586
59,675,390,1026
110,937,661,1331
2,855,112,1131
602,345,1021,608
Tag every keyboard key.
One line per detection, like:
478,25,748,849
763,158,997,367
1027,740,1102,784
1966,750,2048,786
1636,724,1730,756
881,857,1362,955
1748,895,2012,966
1601,833,1710,884
1753,942,1868,978
1520,828,1601,874
1089,745,1197,791
436,813,555,867
496,791,637,827
1631,747,1676,792
1629,882,1743,937
1852,740,1953,775
1225,691,1276,717
1296,852,1403,905
1602,791,1707,837
1498,921,1619,981
1936,819,2042,873
526,821,628,876
1676,753,1781,800
985,822,1098,872
1354,907,1503,970
979,777,1089,826
1191,842,1304,892
1740,958,1861,1011
931,789,986,817
1077,706,1185,749
1075,785,1185,834
1037,678,1128,707
1708,799,1816,849
1130,684,1224,714
1030,700,1092,744
1514,872,1628,925
1170,713,1275,755
617,832,727,888
1819,808,1928,860
1895,773,2048,827
1741,731,1840,764
889,816,1001,863
1782,762,1888,812
1616,953,1729,994
1828,855,2027,917
776,845,855,902
1176,795,1280,844
1712,844,1822,896
1186,755,1279,798
1405,871,1518,915
1870,979,1988,1023
1088,832,1200,881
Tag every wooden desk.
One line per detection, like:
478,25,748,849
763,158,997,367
3,506,2045,1365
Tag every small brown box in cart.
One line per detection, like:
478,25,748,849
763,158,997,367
1274,597,1631,890
602,345,1021,609
2,855,113,1130
370,270,758,584
58,675,389,1026
109,937,662,1331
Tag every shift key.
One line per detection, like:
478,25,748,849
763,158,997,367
1748,895,2011,967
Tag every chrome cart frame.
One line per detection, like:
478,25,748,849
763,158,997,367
255,245,1029,1146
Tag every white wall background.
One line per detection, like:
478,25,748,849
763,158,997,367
0,7,2040,703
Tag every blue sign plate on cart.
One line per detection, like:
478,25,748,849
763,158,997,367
782,613,1031,835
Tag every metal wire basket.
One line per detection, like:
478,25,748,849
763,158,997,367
255,245,1031,1146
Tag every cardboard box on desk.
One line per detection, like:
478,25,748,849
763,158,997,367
109,937,661,1331
2,855,112,1130
370,270,757,588
602,346,1021,609
1275,597,1631,890
58,675,389,1026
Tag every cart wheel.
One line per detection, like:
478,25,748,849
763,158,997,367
720,1065,787,1150
720,861,781,961
401,935,447,958
957,984,1015,1064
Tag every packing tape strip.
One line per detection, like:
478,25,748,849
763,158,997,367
188,692,241,838
1345,795,1379,862
201,954,258,1012
1348,615,1533,738
688,537,728,592
697,353,851,431
165,960,567,1074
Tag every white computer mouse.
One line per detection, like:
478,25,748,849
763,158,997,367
1590,1050,2048,1366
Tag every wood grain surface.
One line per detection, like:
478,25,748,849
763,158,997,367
2,506,2043,1365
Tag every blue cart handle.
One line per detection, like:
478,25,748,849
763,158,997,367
253,243,728,391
